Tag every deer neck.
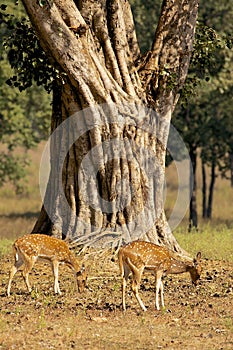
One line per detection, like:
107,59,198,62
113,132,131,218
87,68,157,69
167,257,193,274
66,252,79,272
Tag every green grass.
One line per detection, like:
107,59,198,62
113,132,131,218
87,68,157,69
0,239,13,258
174,224,233,261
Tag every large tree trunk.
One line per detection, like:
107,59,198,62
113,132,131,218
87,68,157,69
22,0,199,253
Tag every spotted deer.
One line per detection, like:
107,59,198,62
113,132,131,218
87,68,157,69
7,234,87,296
118,240,202,311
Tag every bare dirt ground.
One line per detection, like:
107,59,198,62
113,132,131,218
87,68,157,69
0,252,232,350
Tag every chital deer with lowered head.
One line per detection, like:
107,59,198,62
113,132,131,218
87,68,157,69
118,240,202,311
7,234,87,296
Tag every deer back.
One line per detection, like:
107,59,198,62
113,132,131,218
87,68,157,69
15,234,72,261
120,241,172,271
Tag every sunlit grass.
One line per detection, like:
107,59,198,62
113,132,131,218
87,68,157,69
0,196,41,216
0,144,43,240
174,224,233,261
0,239,13,258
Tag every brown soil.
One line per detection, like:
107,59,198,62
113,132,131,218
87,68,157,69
0,253,232,350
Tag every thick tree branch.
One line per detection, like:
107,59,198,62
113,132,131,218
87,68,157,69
22,0,135,105
106,0,137,96
139,0,199,108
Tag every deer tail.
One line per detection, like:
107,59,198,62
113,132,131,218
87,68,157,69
118,249,124,278
12,243,19,262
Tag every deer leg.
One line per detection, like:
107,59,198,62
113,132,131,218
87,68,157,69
155,270,163,310
52,261,61,295
22,257,35,293
122,264,130,311
7,256,24,296
160,280,164,309
131,270,147,312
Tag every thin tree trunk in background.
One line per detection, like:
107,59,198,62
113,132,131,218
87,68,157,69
207,160,216,218
201,160,207,218
189,147,198,230
230,152,233,187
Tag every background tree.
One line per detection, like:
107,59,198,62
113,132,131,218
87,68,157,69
130,0,161,53
173,0,233,227
129,0,233,227
0,1,51,192
200,86,233,219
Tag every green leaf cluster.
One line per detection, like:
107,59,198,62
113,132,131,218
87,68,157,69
0,1,51,192
1,4,56,92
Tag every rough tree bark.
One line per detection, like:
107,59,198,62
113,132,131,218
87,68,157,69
22,0,199,253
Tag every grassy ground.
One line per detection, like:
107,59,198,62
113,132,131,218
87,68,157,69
0,144,232,349
175,225,233,262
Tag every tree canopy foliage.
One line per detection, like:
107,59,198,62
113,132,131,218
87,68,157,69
0,1,51,192
173,0,233,224
129,0,233,226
